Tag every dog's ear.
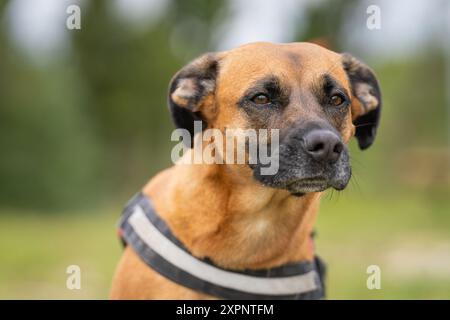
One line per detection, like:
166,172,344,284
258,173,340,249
168,53,220,140
342,53,382,150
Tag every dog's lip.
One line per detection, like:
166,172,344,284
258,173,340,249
286,177,329,192
286,177,328,186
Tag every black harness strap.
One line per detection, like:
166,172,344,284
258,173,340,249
118,192,326,300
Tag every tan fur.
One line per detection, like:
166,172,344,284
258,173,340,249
110,42,369,299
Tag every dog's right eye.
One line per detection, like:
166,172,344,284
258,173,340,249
329,93,347,107
251,94,271,105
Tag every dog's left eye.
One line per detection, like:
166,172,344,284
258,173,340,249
329,94,346,106
251,94,271,105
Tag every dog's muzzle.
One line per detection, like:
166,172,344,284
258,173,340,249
253,123,352,195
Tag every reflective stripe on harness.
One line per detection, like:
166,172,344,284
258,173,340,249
118,192,326,300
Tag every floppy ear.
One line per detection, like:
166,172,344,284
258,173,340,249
342,53,382,150
168,53,220,142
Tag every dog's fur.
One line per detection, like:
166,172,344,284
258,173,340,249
110,42,381,299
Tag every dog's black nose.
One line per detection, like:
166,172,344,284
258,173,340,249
303,130,343,163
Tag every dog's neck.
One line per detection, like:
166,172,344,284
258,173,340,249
143,161,322,270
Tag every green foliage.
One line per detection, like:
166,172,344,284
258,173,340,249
0,0,223,210
0,22,99,209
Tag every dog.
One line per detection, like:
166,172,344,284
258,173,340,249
110,42,381,299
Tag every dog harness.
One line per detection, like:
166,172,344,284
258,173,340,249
118,192,326,300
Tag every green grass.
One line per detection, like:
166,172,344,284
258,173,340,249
0,208,121,299
0,191,449,299
317,191,450,299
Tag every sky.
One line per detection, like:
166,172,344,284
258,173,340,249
4,0,449,61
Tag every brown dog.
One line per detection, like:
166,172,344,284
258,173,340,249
110,42,381,299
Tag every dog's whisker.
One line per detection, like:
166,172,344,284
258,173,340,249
354,122,377,128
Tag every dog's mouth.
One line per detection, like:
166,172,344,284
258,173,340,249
286,177,329,194
286,173,351,196
251,137,352,195
253,162,352,195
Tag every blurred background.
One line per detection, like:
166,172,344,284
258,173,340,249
0,0,449,299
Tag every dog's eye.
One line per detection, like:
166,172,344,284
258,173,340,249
251,94,270,105
329,94,345,106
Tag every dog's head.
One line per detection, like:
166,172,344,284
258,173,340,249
168,42,381,195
